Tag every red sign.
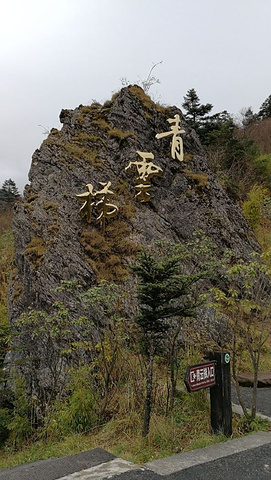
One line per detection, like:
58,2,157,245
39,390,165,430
184,361,216,392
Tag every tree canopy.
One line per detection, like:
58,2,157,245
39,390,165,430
258,94,271,120
182,88,213,131
0,179,20,205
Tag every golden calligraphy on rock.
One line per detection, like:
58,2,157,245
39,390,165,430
125,151,163,202
76,181,118,234
156,114,185,162
75,183,95,223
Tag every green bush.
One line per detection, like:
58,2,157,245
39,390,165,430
7,376,33,449
253,153,271,184
242,184,270,229
0,408,10,446
45,367,98,440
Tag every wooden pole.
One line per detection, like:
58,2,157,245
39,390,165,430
209,351,232,437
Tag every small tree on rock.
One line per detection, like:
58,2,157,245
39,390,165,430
132,237,220,437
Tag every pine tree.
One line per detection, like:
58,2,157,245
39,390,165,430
182,88,213,131
132,243,212,436
0,179,20,205
258,94,271,120
241,107,257,127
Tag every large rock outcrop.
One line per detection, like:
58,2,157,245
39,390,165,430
5,85,262,412
9,85,259,323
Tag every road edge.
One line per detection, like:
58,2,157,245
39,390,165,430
145,431,271,476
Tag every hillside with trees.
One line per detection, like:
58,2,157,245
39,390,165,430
181,90,271,249
1,86,271,462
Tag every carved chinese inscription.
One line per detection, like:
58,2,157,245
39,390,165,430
76,181,118,234
75,183,96,223
75,108,186,224
125,151,163,202
95,182,119,234
156,114,185,162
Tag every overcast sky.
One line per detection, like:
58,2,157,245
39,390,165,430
1,0,271,194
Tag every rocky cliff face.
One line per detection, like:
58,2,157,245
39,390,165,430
9,85,259,323
6,85,261,410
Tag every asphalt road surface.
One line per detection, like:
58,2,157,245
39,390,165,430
164,444,271,480
232,385,271,417
113,443,271,479
109,443,271,480
0,449,116,480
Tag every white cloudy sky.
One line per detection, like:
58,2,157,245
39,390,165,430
1,0,271,193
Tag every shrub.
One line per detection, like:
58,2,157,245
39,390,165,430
7,376,33,449
45,366,98,439
0,408,10,446
242,184,270,229
253,153,271,184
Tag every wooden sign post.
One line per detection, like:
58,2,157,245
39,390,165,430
209,351,232,437
184,351,232,437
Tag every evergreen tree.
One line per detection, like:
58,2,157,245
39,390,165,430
132,250,183,437
258,94,271,120
132,241,214,437
200,110,232,145
182,88,213,131
241,107,257,127
0,179,20,205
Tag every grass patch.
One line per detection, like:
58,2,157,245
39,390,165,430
92,118,137,142
24,237,46,268
1,387,270,470
63,142,104,168
128,85,166,113
80,218,139,282
184,169,209,188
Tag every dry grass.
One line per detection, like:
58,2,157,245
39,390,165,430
0,207,13,234
1,386,270,471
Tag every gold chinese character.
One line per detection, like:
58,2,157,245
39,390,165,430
135,180,152,202
125,151,163,202
156,114,185,162
95,182,119,235
76,181,118,234
75,183,96,223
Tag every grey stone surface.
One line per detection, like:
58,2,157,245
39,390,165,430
145,432,271,475
9,85,259,325
0,448,115,480
232,385,271,418
57,458,145,479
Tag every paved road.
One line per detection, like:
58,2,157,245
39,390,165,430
0,449,116,480
232,385,271,417
165,444,271,480
145,432,271,480
113,443,271,479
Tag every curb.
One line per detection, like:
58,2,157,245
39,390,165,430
56,458,145,480
232,402,271,422
145,431,271,476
